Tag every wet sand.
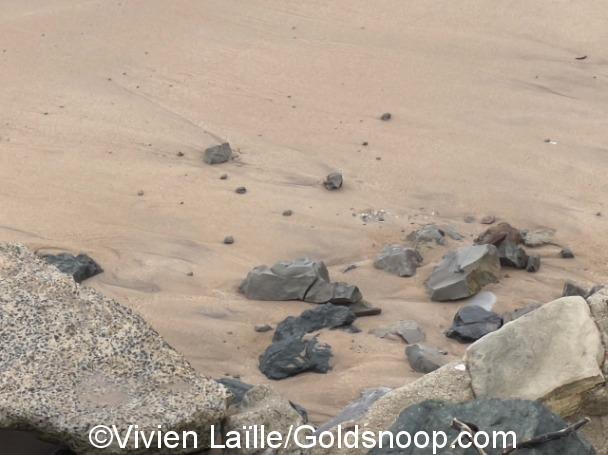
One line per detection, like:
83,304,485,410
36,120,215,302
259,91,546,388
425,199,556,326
1,0,607,423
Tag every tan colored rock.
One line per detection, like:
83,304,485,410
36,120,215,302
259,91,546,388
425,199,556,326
588,286,608,375
466,296,605,416
223,385,305,455
0,243,228,454
310,362,473,455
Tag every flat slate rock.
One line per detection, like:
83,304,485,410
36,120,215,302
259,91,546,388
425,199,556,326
371,320,425,344
259,336,332,380
426,244,501,301
203,142,232,164
0,243,227,454
374,245,423,277
273,304,356,342
445,305,503,343
370,399,596,454
405,344,449,374
40,252,102,283
323,172,343,190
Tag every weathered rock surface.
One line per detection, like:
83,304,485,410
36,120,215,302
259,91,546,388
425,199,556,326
563,281,589,298
315,388,391,434
240,258,364,305
203,142,232,164
371,320,425,344
475,221,523,246
587,287,608,375
273,304,356,342
407,224,462,246
0,243,228,454
561,247,575,258
526,254,541,272
405,344,449,373
373,245,422,277
259,336,332,380
522,228,556,247
445,305,503,343
466,296,605,416
323,171,343,190
426,244,501,301
502,302,541,323
40,252,103,283
217,377,254,406
370,399,596,454
497,238,529,268
223,385,305,455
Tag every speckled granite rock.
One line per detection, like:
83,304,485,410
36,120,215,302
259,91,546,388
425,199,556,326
0,243,228,454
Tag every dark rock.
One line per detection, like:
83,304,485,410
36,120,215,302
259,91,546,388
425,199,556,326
362,141,369,146
526,255,541,272
223,236,234,244
480,215,496,224
41,253,103,283
217,377,253,406
137,190,144,196
349,300,382,317
374,245,423,277
235,186,247,194
282,209,293,216
380,112,392,121
445,305,503,343
323,172,343,190
426,245,501,301
498,238,529,269
259,336,332,380
254,324,273,333
463,215,476,223
522,228,556,247
405,344,448,373
176,151,185,157
563,281,588,298
561,248,575,258
371,320,425,344
370,399,595,455
502,303,542,323
407,225,446,245
475,222,523,246
203,142,232,164
342,264,358,273
273,304,356,342
220,173,228,180
324,282,363,304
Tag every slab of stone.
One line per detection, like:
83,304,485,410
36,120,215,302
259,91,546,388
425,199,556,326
0,243,227,454
259,336,332,380
563,281,589,298
315,388,391,434
561,247,575,258
466,296,605,416
40,252,103,283
369,399,595,455
348,300,382,317
497,238,529,268
522,228,556,247
426,244,501,301
323,172,343,190
203,142,232,164
371,320,425,344
373,245,422,277
445,305,503,343
306,280,363,305
405,344,449,374
273,304,356,342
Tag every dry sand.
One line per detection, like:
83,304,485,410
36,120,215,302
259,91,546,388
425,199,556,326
1,0,607,424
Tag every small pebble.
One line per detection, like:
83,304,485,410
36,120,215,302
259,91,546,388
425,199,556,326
560,248,575,259
176,151,184,157
480,215,496,225
220,174,228,180
235,186,247,194
362,141,368,146
464,215,476,223
186,271,194,277
254,324,273,333
223,236,235,245
380,112,392,121
282,210,293,217
137,190,144,196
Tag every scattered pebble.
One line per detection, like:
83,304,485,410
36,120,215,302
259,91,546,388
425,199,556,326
282,210,293,217
223,236,235,245
176,151,184,157
560,248,574,259
186,271,194,277
380,113,392,121
362,141,368,146
463,215,476,223
137,190,144,196
480,215,496,225
235,187,247,194
220,174,228,180
323,172,343,191
254,324,273,333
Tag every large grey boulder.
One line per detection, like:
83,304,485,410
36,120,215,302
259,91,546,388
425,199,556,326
0,243,228,454
273,304,356,342
426,244,501,301
466,296,605,416
374,245,422,277
223,385,305,455
369,399,596,454
259,336,332,380
203,142,232,164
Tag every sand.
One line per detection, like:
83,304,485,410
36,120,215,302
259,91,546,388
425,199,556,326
1,0,607,424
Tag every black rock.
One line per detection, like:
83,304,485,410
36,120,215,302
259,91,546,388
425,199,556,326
223,236,235,244
259,336,332,380
560,248,575,258
235,186,247,194
323,172,343,190
380,112,392,121
370,399,595,455
41,253,103,283
405,344,448,374
273,304,356,342
217,377,253,405
220,173,228,180
497,239,529,269
374,245,423,277
203,142,232,164
562,281,588,298
526,255,541,273
282,209,293,216
445,305,503,343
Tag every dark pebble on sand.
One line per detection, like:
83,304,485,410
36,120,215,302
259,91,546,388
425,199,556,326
235,187,247,194
223,236,235,245
560,248,574,259
283,210,293,216
380,113,392,121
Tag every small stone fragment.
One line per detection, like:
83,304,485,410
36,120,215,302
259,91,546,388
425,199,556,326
220,173,228,180
445,305,503,343
463,215,476,223
405,344,449,374
497,239,529,269
560,248,575,258
259,336,332,380
480,215,496,224
282,209,293,216
475,222,523,246
371,320,425,344
374,245,423,277
176,151,184,157
254,324,273,333
502,303,542,323
526,255,541,273
223,236,234,245
137,190,144,196
323,172,343,190
203,142,232,164
235,186,247,194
